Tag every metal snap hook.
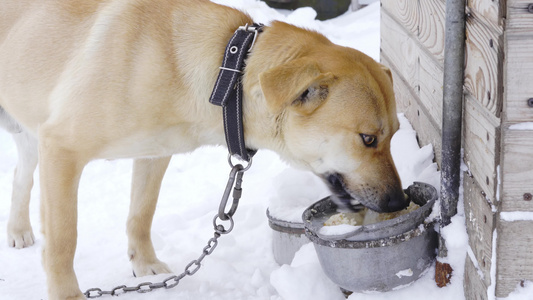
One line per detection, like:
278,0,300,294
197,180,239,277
217,164,244,221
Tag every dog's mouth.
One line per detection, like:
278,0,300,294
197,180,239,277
322,172,404,213
323,173,366,212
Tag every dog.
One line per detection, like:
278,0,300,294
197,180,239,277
0,0,406,298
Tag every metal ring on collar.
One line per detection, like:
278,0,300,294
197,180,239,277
227,153,253,171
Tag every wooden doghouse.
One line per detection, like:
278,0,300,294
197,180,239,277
380,0,533,298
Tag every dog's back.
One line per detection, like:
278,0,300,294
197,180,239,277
0,0,252,143
0,1,94,132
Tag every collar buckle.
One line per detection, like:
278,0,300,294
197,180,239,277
237,23,263,53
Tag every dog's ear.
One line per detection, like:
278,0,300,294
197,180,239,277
259,58,335,114
380,64,393,83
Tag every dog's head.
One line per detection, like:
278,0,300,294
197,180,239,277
258,48,407,213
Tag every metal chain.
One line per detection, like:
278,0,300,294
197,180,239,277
84,160,249,298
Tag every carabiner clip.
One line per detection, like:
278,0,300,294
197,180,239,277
218,164,244,220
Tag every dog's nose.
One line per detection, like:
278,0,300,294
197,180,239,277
386,192,409,212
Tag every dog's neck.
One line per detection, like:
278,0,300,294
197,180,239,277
169,6,328,164
240,22,331,164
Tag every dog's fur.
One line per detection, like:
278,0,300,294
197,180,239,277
0,0,406,298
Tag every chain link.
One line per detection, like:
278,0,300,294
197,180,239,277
85,216,232,298
84,160,249,298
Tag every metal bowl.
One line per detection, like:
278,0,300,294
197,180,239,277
267,209,309,265
302,182,438,292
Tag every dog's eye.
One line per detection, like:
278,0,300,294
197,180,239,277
300,89,310,101
360,134,377,148
292,88,311,106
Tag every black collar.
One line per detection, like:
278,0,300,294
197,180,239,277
209,23,263,162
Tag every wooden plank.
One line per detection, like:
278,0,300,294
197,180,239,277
496,220,533,297
380,57,411,114
464,176,496,288
464,15,503,117
384,1,504,119
507,0,533,33
416,0,446,123
398,82,442,165
463,94,500,199
381,9,444,130
504,35,533,123
381,55,442,164
382,0,446,63
467,0,505,32
501,126,533,212
417,48,443,129
464,255,489,300
380,9,419,97
381,0,418,37
418,0,446,63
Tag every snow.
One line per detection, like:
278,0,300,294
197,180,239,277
270,244,345,300
396,269,414,279
267,168,330,223
211,0,382,60
509,122,533,130
489,230,498,300
391,114,441,192
500,281,533,300
467,245,485,280
440,214,468,259
1,1,526,300
500,212,533,222
319,224,361,236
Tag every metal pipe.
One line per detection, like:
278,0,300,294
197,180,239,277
441,0,465,226
436,0,466,287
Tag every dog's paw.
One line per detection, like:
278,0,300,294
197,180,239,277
128,244,172,276
7,224,35,249
131,259,172,277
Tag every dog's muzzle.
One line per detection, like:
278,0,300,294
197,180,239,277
323,173,362,211
322,173,408,213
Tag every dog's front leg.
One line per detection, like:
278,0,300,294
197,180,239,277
127,156,172,277
7,130,37,248
39,134,86,300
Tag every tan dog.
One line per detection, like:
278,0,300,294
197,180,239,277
0,0,406,298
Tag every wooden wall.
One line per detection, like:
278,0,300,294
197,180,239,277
381,0,533,298
499,0,533,296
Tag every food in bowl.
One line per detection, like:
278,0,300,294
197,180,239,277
323,201,420,228
363,201,420,225
323,211,364,226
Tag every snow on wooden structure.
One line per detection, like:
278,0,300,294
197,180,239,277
380,0,533,298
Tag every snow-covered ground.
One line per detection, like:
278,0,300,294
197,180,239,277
1,1,531,299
